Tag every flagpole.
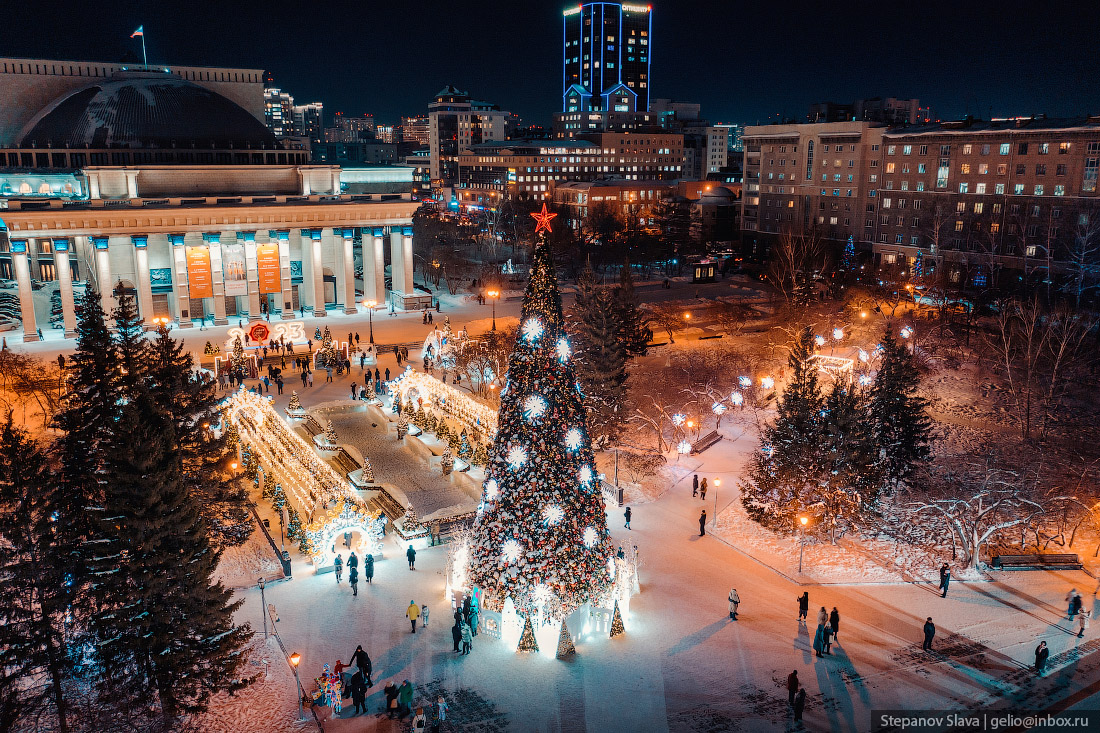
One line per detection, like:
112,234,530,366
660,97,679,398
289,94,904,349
141,32,147,70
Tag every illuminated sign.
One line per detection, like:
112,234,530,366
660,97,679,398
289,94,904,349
185,246,214,299
256,243,281,294
563,6,581,16
622,4,651,12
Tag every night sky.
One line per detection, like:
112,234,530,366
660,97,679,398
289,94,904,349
3,0,1099,127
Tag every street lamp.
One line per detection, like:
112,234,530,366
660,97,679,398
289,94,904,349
487,289,500,331
798,516,808,573
289,651,304,719
362,299,377,344
713,478,721,523
258,577,268,639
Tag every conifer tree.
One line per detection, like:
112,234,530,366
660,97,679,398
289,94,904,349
613,261,650,357
470,208,613,614
741,327,825,529
0,420,77,733
817,383,879,542
568,261,628,446
91,391,253,720
869,327,932,489
110,286,150,402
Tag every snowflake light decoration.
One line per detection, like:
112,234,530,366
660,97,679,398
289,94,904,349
858,374,873,386
506,445,528,469
564,428,583,451
677,440,692,455
544,504,564,525
760,376,775,389
578,465,593,485
900,326,913,339
502,539,522,562
833,327,845,341
738,376,752,387
534,583,552,607
523,394,548,421
858,349,870,363
711,401,727,416
671,413,686,426
485,479,500,500
814,335,826,347
730,391,744,406
583,527,599,548
522,317,544,342
556,338,571,362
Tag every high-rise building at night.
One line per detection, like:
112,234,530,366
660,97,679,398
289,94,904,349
399,116,430,146
292,102,324,144
263,86,295,138
427,86,511,186
562,2,652,114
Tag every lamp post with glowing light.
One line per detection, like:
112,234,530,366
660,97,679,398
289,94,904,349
798,516,808,573
362,299,377,344
257,577,268,639
713,478,721,523
487,289,500,331
289,652,304,719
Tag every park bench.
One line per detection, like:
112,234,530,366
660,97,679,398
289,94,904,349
330,448,360,476
301,414,323,438
690,431,722,455
991,553,1082,570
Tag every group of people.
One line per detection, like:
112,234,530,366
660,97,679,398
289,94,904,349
451,593,480,655
332,549,375,597
692,474,709,500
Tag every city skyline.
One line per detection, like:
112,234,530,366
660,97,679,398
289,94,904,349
2,0,1099,127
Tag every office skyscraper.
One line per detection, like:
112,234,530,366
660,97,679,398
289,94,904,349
562,3,652,114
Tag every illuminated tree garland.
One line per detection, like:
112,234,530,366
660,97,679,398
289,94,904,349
469,211,613,615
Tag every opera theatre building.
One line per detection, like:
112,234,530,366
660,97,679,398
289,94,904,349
0,57,420,341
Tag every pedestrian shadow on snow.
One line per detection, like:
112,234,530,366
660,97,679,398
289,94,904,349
794,622,811,664
668,618,731,656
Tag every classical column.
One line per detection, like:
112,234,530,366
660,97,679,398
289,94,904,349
302,228,325,316
87,172,101,200
9,239,38,341
52,238,77,337
272,230,294,319
389,225,414,296
131,235,155,327
91,235,113,316
204,233,228,326
241,231,261,318
366,227,386,305
169,234,192,327
337,228,356,314
125,171,139,199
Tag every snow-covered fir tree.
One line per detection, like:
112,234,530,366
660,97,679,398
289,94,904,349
817,382,879,542
469,206,613,615
869,327,932,489
740,327,825,529
613,262,651,357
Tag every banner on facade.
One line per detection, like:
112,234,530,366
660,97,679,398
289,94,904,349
222,243,247,297
256,243,281,294
185,246,213,299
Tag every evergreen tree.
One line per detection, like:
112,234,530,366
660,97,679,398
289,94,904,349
613,261,650,357
817,383,879,542
869,327,932,488
90,391,253,720
0,420,77,733
148,324,251,550
470,207,613,615
567,261,629,446
741,328,825,529
110,286,151,402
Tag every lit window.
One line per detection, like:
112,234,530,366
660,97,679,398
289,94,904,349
1034,184,1044,195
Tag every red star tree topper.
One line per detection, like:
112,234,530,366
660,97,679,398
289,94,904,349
531,203,557,234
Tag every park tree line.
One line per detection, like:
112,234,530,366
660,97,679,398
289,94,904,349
0,287,253,732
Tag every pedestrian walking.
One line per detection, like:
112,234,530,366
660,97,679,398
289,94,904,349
412,707,426,730
1077,607,1091,638
385,367,391,381
432,695,448,733
461,620,472,655
347,551,358,572
797,592,809,621
470,605,479,636
728,588,740,619
699,510,707,536
451,620,462,652
813,623,825,657
822,623,833,654
407,544,417,569
940,564,951,598
350,670,367,715
326,366,333,382
276,377,284,394
422,604,430,628
624,506,632,529
349,566,359,596
793,688,806,722
700,478,708,500
397,680,414,720
922,617,936,651
829,608,840,640
364,553,374,583
1035,641,1049,675
693,474,699,497
349,645,372,686
355,332,361,345
1067,588,1082,618
817,607,828,627
407,600,420,633
384,682,398,718
360,352,366,370
307,371,314,387
786,671,799,705
333,554,343,584
351,383,357,399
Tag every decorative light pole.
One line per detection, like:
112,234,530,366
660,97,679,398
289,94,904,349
798,516,808,573
289,651,304,719
712,478,721,524
362,299,377,344
487,289,500,331
258,577,268,639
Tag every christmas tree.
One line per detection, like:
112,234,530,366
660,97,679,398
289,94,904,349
458,429,472,457
740,327,825,529
397,413,409,439
324,420,338,446
869,327,932,489
204,340,220,356
469,204,613,615
287,391,302,412
516,614,539,652
441,447,454,475
555,618,576,658
317,326,338,369
364,379,376,402
230,336,247,380
609,600,625,638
